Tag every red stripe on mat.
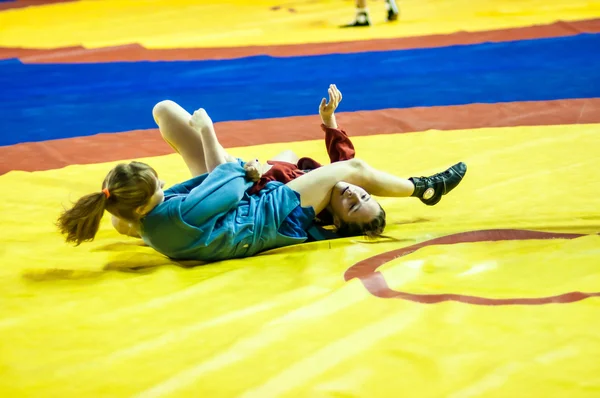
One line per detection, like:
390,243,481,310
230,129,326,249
0,0,76,11
1,98,598,175
0,19,598,63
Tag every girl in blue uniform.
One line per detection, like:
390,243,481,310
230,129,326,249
57,85,467,262
109,84,389,240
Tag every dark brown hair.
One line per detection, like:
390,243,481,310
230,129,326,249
335,204,386,238
57,161,158,245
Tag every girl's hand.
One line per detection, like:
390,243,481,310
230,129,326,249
244,159,262,182
319,84,343,119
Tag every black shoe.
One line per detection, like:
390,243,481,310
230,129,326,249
340,11,371,28
386,0,399,21
409,162,467,206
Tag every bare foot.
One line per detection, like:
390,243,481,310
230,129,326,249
188,108,214,132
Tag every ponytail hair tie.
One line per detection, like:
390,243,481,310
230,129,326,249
102,188,110,199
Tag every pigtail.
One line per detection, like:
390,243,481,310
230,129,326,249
57,191,107,245
57,161,159,246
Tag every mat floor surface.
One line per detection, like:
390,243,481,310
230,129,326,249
1,1,599,397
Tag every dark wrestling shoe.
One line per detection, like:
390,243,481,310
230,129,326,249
340,11,371,27
409,162,467,206
386,0,399,21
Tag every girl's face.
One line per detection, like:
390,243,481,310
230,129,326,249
329,181,381,224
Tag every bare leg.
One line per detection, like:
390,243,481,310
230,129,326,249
153,100,209,177
153,101,234,177
286,159,415,214
189,108,236,172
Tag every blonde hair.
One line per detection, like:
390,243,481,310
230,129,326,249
57,161,158,245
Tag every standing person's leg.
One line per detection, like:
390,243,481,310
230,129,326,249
341,0,399,27
342,0,371,27
386,0,399,21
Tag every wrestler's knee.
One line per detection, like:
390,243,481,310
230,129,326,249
152,100,178,126
347,158,367,171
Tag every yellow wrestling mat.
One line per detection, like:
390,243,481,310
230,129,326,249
1,0,599,48
1,124,599,396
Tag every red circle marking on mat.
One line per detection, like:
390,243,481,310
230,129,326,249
343,229,600,306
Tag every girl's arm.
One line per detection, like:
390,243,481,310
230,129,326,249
180,160,253,225
111,215,141,238
319,84,341,129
